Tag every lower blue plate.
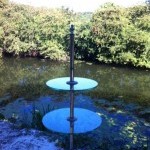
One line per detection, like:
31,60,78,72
42,108,102,133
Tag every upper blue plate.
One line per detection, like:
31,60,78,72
46,77,98,91
42,108,102,133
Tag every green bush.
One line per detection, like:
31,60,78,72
0,2,71,59
0,2,150,68
75,3,150,68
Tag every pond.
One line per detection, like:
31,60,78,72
0,57,150,149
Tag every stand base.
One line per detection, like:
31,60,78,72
42,108,102,133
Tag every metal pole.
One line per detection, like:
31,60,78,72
66,24,77,150
70,89,74,150
70,24,75,120
70,25,75,83
69,24,75,150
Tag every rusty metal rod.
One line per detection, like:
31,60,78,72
69,24,75,150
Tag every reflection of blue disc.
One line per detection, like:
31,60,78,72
46,77,98,91
42,108,102,133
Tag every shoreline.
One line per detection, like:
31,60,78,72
0,120,63,150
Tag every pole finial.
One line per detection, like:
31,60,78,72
70,24,74,34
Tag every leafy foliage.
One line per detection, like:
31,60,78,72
0,2,72,59
0,1,150,68
75,3,150,68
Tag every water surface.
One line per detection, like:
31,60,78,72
0,58,149,149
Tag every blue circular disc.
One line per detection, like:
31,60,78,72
46,77,98,91
42,108,102,133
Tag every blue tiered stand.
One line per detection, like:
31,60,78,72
42,25,102,150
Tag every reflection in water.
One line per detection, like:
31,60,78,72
0,95,149,149
0,58,149,105
0,58,150,149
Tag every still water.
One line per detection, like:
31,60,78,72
0,58,150,149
